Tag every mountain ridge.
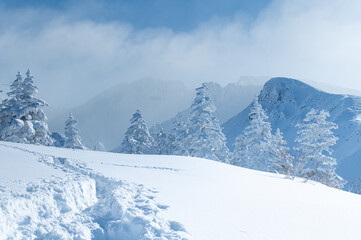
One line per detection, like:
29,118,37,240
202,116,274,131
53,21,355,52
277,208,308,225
223,77,361,185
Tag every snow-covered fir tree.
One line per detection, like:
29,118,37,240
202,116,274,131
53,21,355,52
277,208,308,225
0,70,52,145
115,109,154,154
294,109,345,189
171,119,190,156
185,83,230,162
152,127,168,155
64,114,87,149
268,128,294,177
232,96,273,171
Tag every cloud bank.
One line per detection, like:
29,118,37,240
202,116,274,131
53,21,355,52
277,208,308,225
0,0,361,108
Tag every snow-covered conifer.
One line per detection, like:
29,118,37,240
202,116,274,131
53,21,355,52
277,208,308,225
0,70,52,145
64,114,87,149
171,120,190,156
294,109,345,189
115,110,154,154
268,128,294,177
151,126,169,155
232,96,273,171
185,83,230,162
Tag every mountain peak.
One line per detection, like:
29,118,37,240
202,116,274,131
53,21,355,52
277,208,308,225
259,77,318,105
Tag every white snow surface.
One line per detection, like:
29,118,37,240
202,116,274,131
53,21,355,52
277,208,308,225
1,141,361,239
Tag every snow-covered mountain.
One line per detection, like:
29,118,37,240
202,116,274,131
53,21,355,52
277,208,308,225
47,79,263,150
47,78,194,150
1,141,361,239
223,77,361,184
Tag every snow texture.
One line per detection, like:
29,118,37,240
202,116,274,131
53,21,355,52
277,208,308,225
1,141,361,240
0,142,187,240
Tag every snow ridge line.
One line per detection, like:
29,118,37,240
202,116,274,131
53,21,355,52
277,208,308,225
0,143,188,239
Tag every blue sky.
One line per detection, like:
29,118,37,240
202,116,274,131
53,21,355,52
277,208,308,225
1,0,270,31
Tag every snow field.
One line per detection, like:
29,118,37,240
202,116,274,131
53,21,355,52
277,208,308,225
1,141,361,239
0,142,187,240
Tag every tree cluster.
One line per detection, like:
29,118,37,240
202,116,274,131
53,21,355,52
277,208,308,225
0,71,87,150
116,84,345,189
0,72,345,189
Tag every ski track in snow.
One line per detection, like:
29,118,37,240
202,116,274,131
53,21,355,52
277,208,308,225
0,143,188,240
97,162,181,172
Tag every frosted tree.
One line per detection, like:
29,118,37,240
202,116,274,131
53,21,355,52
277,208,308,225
116,110,154,154
64,114,87,149
171,119,190,156
185,83,230,162
268,128,294,177
294,109,345,189
232,96,273,171
152,127,169,155
0,70,52,145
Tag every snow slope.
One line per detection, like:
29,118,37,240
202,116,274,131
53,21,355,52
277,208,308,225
1,141,361,239
223,77,361,186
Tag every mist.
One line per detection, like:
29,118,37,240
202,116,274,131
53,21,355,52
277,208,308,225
0,0,361,108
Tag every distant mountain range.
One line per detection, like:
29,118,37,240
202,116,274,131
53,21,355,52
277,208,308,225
47,78,263,150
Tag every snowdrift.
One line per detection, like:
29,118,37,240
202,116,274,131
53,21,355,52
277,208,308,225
1,141,361,239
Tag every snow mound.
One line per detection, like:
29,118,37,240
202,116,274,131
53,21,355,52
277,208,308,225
0,143,187,240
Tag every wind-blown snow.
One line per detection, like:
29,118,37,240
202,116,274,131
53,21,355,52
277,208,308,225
1,141,361,239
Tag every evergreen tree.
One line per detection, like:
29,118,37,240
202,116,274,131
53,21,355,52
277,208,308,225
152,126,169,155
171,119,190,156
268,128,294,177
116,110,154,154
64,114,87,149
232,96,273,171
294,109,345,189
185,83,230,162
0,70,52,145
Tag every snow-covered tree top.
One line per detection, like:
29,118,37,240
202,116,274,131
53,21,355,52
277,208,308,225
21,69,38,98
191,83,216,115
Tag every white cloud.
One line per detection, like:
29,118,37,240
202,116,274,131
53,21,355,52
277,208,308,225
1,0,361,108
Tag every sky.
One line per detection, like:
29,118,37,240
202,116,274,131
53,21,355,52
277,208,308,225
0,0,361,108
